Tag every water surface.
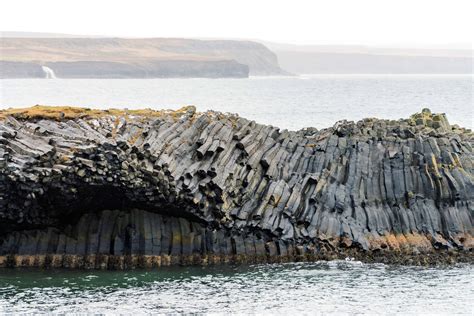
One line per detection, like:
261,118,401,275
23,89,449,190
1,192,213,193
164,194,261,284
1,75,472,130
0,261,472,314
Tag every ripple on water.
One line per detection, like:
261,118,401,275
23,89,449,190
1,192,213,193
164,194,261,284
0,262,472,314
1,75,472,130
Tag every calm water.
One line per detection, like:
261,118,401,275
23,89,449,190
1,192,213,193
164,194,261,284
1,75,473,314
0,75,472,130
0,261,473,315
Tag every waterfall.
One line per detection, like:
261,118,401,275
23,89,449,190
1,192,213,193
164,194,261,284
41,66,57,79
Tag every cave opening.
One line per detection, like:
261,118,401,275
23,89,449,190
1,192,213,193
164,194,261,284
0,183,213,261
38,184,207,230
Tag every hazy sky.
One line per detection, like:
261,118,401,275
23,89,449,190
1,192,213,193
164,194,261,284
1,0,473,47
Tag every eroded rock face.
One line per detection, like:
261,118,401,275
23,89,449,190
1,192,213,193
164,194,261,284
1,38,286,78
0,106,472,268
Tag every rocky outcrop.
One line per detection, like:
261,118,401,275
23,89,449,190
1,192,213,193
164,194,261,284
0,106,472,268
1,38,286,78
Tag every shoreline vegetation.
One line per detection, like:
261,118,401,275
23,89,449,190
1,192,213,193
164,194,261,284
0,106,472,268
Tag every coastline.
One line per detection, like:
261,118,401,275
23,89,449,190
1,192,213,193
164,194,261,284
0,246,472,269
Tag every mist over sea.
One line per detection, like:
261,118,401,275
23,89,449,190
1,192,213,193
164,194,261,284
1,74,472,130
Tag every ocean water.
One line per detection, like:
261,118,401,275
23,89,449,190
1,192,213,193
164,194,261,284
0,75,473,314
0,262,472,314
0,75,472,130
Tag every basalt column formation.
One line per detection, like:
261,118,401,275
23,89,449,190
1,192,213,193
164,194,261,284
0,106,472,268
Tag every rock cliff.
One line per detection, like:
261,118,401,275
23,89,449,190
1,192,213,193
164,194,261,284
0,106,472,268
0,61,46,78
1,38,286,78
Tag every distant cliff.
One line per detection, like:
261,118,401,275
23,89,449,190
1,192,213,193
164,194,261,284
276,52,473,74
0,38,286,78
263,42,473,74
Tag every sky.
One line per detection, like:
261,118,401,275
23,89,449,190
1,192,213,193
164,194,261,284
1,0,473,47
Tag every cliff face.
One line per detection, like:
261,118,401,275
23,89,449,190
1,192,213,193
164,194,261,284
0,61,45,78
45,60,249,79
263,42,473,74
157,40,288,76
0,38,285,78
0,106,472,268
275,51,473,74
0,60,249,79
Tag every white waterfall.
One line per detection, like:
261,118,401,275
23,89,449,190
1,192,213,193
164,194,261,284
41,66,57,79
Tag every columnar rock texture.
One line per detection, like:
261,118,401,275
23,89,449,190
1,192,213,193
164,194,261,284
0,106,472,268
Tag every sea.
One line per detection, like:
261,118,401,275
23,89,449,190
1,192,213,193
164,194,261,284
0,74,473,314
0,262,472,314
1,74,472,130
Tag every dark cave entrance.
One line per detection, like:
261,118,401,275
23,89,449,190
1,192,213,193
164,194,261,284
0,184,211,259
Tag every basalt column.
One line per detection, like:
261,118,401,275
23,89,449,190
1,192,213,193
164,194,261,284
0,106,472,268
